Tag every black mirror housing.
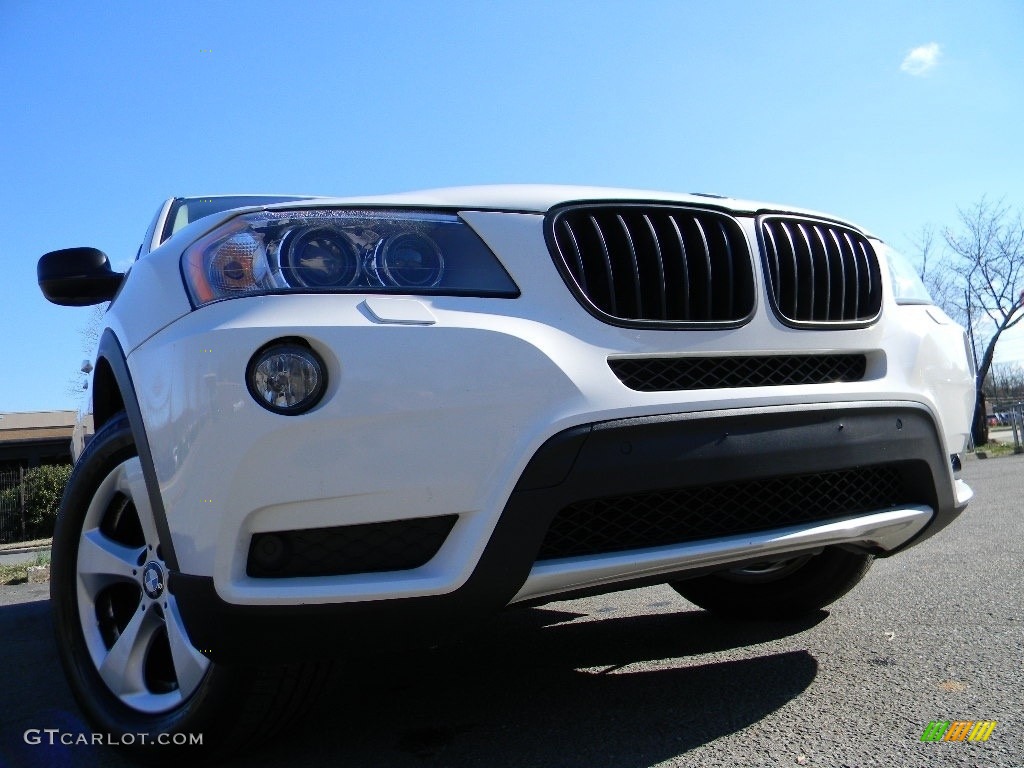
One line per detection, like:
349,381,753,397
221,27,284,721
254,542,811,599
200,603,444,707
38,247,124,306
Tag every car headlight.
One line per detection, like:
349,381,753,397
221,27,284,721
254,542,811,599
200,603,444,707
883,245,933,305
181,209,519,306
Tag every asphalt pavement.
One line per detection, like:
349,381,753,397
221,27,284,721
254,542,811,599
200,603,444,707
0,454,1020,768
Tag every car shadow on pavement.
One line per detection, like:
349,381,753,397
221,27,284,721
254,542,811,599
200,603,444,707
0,595,823,768
244,606,825,768
0,596,127,768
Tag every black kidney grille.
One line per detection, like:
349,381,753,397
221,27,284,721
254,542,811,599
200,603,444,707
247,515,457,578
610,353,867,392
537,466,905,561
760,217,882,325
549,206,755,325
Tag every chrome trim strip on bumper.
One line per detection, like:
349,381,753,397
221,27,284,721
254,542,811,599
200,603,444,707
510,505,933,605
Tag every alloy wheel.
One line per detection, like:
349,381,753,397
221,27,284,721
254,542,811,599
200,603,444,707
74,457,209,713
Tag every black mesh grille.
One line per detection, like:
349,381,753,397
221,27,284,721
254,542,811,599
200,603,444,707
760,216,882,325
610,354,867,392
247,515,457,578
537,466,905,561
548,205,756,325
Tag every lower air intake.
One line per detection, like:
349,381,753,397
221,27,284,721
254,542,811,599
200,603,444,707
247,515,457,578
537,466,908,561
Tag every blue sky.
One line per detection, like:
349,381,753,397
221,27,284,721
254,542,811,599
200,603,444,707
2,0,1022,413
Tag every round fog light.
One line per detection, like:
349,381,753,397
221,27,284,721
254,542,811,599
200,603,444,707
246,342,327,415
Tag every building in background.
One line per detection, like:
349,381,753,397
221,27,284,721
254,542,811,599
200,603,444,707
0,411,87,470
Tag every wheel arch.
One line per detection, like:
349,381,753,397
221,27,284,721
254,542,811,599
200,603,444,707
91,329,180,571
91,355,124,431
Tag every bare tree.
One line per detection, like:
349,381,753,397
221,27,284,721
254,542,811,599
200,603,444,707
65,304,107,399
911,198,1024,444
913,224,967,327
986,361,1024,404
943,197,1024,393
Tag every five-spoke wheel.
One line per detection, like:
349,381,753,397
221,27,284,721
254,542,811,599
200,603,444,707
74,456,209,713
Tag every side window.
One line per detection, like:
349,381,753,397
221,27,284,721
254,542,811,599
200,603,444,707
171,204,190,235
137,198,176,259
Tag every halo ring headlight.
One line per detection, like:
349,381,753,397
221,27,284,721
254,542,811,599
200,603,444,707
181,209,520,306
283,228,360,288
372,233,444,289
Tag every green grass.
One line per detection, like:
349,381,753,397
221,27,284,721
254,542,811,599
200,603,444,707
0,552,51,586
974,440,1024,458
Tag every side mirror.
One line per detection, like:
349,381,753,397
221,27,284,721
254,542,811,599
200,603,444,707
38,247,125,306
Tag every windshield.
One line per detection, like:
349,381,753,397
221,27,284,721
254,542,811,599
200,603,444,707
160,195,313,243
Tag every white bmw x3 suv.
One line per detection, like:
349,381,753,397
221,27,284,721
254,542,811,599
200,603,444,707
39,186,974,760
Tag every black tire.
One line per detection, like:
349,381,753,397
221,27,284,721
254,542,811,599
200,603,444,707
51,412,329,764
668,547,874,620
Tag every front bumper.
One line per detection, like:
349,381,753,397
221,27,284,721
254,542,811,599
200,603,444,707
128,293,973,604
168,403,969,663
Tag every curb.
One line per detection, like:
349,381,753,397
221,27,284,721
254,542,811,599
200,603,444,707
0,544,51,557
0,546,52,569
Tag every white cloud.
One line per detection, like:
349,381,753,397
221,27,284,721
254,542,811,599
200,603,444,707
901,43,941,76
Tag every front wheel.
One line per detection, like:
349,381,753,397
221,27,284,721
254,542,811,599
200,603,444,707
51,413,326,763
668,547,874,620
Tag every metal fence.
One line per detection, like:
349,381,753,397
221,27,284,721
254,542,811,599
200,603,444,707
0,469,27,544
988,401,1024,452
